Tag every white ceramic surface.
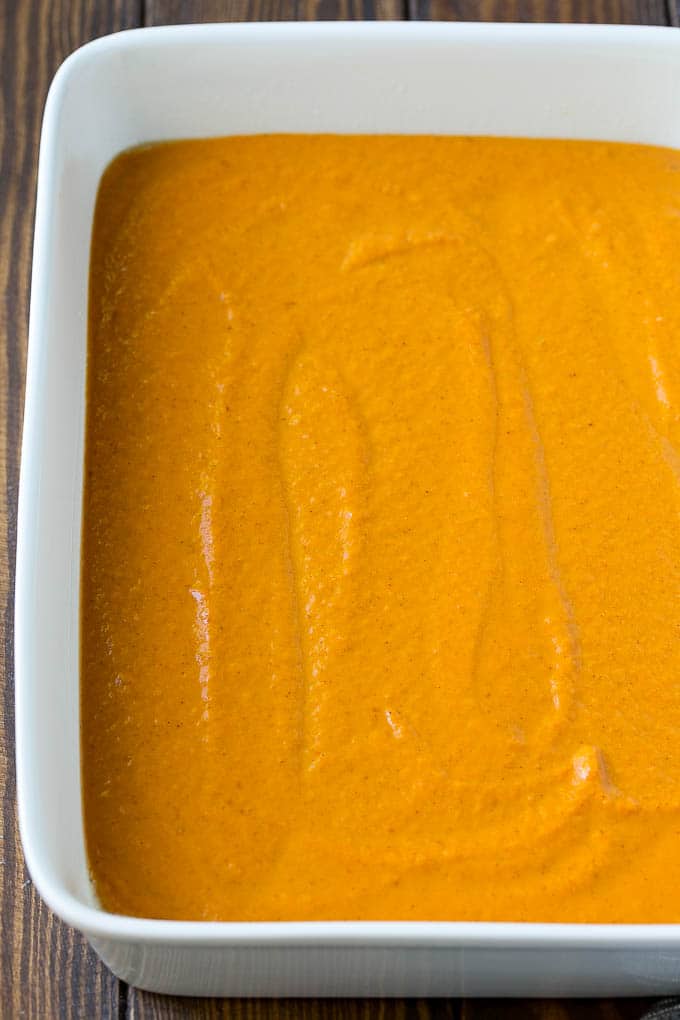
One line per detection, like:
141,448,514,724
16,21,680,997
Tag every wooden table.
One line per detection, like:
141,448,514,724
2,1,678,1016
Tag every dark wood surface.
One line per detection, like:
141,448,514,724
0,0,676,1016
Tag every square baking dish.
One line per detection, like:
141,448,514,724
16,21,680,997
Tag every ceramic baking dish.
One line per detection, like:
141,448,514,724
16,21,680,997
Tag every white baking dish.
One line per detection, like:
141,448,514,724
16,21,680,997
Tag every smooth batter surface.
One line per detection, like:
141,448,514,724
83,136,680,922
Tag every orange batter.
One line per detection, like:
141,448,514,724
82,136,680,922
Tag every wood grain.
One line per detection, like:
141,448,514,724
0,0,674,1018
460,1002,658,1019
407,0,670,21
123,998,665,1019
0,4,141,1017
127,998,464,1018
146,0,405,21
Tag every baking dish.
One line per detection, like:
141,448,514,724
15,21,680,997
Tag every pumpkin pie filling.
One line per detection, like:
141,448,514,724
82,136,680,921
